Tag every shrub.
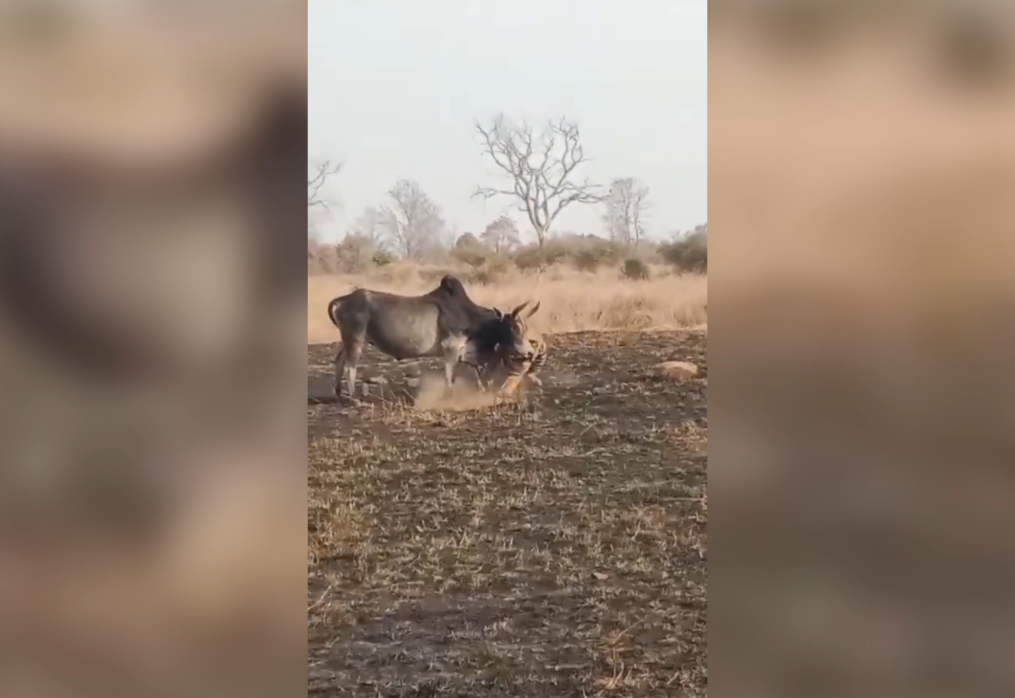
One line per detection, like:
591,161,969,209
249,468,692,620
484,253,512,277
334,234,377,273
622,258,650,281
466,267,500,286
513,247,544,271
574,248,603,272
450,245,490,269
461,254,512,285
454,232,482,249
572,240,623,272
659,234,707,273
513,244,567,271
450,232,492,268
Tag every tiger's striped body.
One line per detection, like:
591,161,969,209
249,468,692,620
479,329,547,396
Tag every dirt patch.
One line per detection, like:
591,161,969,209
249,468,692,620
411,371,503,412
308,330,707,697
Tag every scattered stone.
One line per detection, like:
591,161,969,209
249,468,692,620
653,361,699,380
407,377,421,389
365,376,388,386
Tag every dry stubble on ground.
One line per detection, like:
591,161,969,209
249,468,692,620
308,330,707,697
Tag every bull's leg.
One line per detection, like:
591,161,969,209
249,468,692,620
485,358,507,393
342,340,364,400
477,359,501,393
333,345,346,398
443,355,457,393
441,337,467,396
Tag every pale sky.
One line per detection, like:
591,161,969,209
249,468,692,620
309,0,707,244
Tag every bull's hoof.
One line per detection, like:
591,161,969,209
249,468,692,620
335,392,363,407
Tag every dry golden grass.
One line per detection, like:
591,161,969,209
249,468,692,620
307,264,707,345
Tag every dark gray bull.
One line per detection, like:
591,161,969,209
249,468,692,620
327,275,537,399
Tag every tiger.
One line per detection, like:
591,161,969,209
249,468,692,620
478,327,547,397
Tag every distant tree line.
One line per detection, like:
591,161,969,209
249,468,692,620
308,113,705,275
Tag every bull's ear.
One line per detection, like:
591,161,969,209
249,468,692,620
510,300,530,317
525,300,540,318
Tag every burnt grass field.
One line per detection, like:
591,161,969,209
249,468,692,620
308,330,707,697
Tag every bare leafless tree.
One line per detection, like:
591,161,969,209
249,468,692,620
347,205,386,249
308,160,341,210
379,179,446,261
474,114,601,249
480,215,521,254
602,177,651,247
438,224,459,256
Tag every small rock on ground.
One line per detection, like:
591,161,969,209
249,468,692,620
653,361,699,380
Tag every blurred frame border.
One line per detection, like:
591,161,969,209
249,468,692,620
0,3,308,697
711,1,1015,697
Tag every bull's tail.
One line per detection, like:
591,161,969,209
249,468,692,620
327,292,355,329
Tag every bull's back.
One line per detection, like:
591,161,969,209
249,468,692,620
367,296,444,359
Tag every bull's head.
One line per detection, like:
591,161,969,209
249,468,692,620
491,300,540,361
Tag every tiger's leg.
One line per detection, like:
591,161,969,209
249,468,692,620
521,335,546,388
498,358,529,398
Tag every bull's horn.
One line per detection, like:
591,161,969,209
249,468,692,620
510,300,530,317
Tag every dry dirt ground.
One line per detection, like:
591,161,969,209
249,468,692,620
308,330,707,697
